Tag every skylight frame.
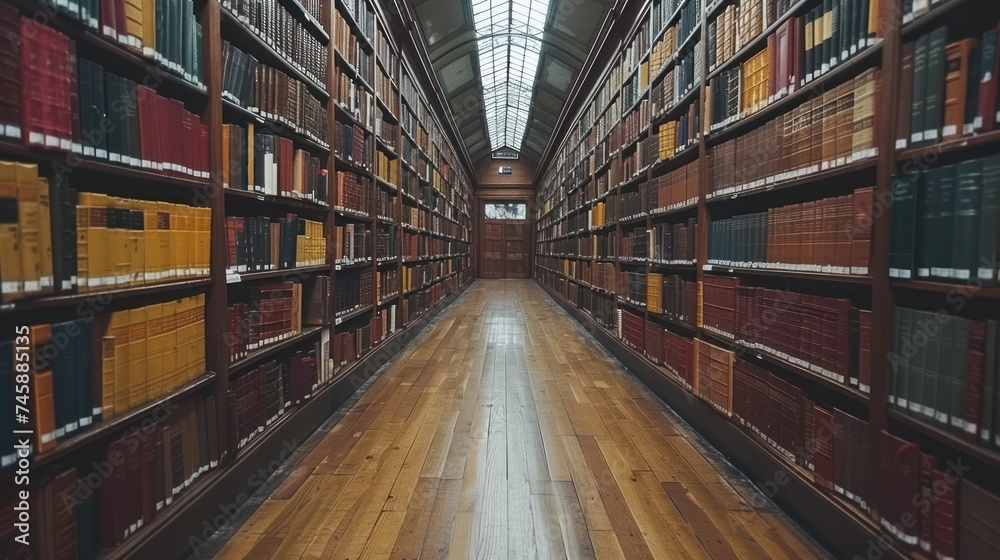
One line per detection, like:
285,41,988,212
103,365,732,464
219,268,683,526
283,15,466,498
471,0,551,153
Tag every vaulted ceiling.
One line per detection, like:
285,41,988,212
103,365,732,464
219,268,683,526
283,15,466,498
409,0,615,169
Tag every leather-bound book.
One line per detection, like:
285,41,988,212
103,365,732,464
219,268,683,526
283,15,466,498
878,430,920,546
943,38,980,139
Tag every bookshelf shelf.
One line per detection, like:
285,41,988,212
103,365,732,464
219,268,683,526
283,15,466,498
335,304,375,323
0,140,211,190
335,259,373,270
706,41,883,145
223,187,330,214
646,311,697,332
698,328,871,405
222,99,331,153
33,372,218,468
890,279,1000,298
220,7,329,100
894,128,1000,162
900,0,972,38
0,278,212,315
704,157,878,204
887,409,1000,471
701,264,874,285
235,265,330,283
229,326,326,373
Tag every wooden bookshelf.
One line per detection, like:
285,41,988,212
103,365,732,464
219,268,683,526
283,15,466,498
533,0,1000,558
0,0,475,558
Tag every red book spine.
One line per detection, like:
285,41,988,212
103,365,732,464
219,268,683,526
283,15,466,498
918,452,937,553
963,321,987,442
931,468,958,559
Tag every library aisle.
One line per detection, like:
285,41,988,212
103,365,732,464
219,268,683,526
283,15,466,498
213,279,829,560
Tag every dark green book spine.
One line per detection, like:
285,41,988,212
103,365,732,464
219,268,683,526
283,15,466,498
916,170,936,278
932,165,958,280
91,62,107,158
949,318,971,429
953,159,984,280
124,78,141,164
911,34,930,144
78,58,94,155
892,306,912,410
923,26,948,143
981,320,997,445
890,173,919,278
979,155,1000,283
929,313,950,425
104,73,123,161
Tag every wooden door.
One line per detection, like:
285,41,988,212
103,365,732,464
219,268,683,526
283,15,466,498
504,221,527,278
483,220,505,278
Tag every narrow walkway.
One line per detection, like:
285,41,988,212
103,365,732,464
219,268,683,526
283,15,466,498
214,279,829,559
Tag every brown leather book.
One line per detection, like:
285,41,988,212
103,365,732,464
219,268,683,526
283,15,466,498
959,478,1000,557
943,38,980,139
30,324,57,453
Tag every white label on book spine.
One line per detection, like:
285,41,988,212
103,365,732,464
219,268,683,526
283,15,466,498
925,129,939,140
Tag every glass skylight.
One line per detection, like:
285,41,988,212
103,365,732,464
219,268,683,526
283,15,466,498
472,0,551,152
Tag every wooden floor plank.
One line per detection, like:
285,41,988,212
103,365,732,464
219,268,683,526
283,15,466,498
214,281,828,560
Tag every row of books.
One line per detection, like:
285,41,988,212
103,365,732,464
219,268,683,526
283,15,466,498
622,68,650,118
655,100,700,159
335,65,374,131
620,100,649,150
222,0,328,85
891,305,1000,450
889,157,1000,283
619,226,649,261
226,281,306,361
375,67,399,120
222,123,329,202
649,219,698,263
224,214,325,273
708,0,785,71
897,24,1000,148
334,222,371,263
640,160,701,213
334,121,372,169
376,224,397,260
332,8,375,84
618,271,647,306
336,0,376,51
377,268,399,301
402,260,459,293
703,274,870,387
649,0,700,74
377,190,399,222
221,40,328,145
334,170,373,216
707,187,874,274
0,14,211,177
335,267,373,314
375,150,399,187
568,260,617,293
228,346,324,451
0,293,206,458
647,273,698,324
709,69,878,196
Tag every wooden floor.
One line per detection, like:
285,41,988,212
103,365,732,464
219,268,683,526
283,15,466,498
215,279,829,560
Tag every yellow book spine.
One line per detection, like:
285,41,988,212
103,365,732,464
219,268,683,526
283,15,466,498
0,160,23,300
35,176,54,293
15,163,41,296
128,306,148,409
